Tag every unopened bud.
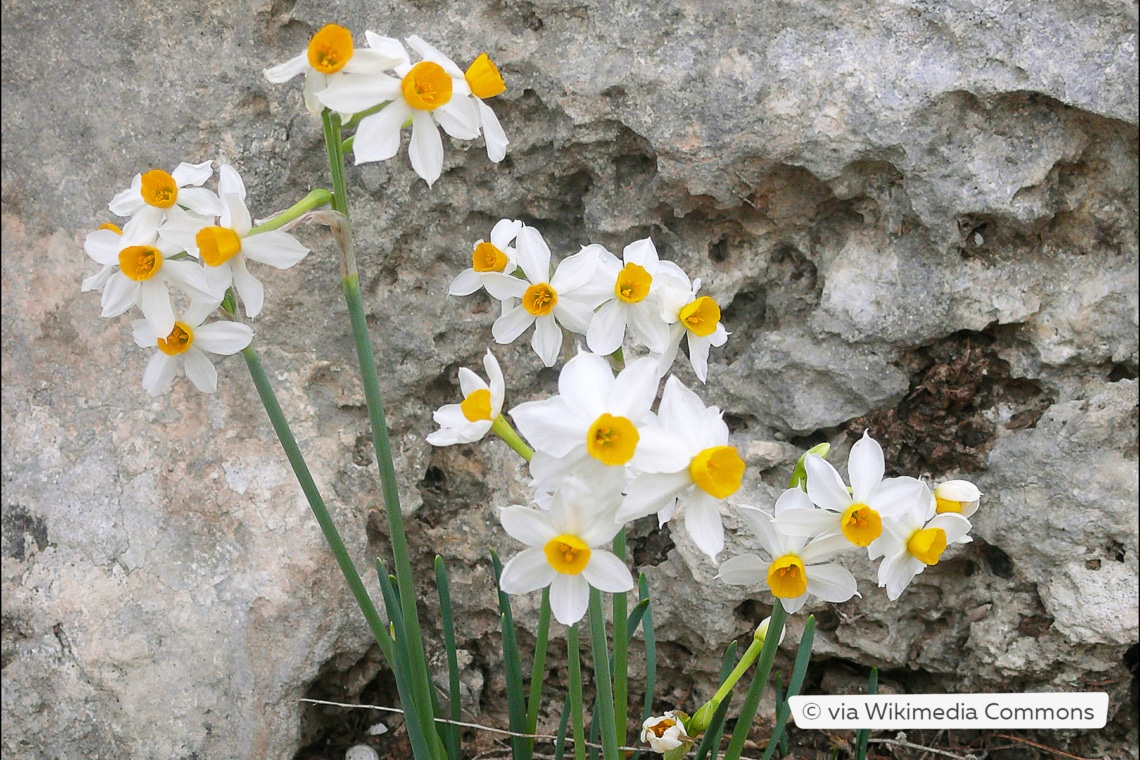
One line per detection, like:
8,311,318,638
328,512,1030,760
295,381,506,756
754,615,786,646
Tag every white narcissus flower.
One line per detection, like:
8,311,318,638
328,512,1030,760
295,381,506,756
263,23,404,115
448,219,523,297
317,33,482,186
83,214,214,337
933,479,982,517
108,160,223,231
776,431,928,558
616,376,746,561
463,52,509,162
426,350,505,446
656,273,728,383
498,477,633,625
510,352,689,489
480,226,602,367
161,165,310,318
716,489,857,614
586,238,688,356
132,300,254,395
876,490,973,600
640,711,690,754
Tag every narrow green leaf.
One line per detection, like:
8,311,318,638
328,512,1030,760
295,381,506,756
553,696,571,760
722,603,789,760
491,551,529,759
588,589,621,760
694,641,739,760
625,598,650,643
638,574,657,725
761,616,815,760
568,625,587,760
854,667,878,760
377,560,436,760
612,530,629,748
434,557,462,760
525,588,552,757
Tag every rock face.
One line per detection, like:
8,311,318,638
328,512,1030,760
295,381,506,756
2,0,1137,758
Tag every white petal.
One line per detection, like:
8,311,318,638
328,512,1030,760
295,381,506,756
142,352,179,395
550,298,595,335
138,279,175,337
532,316,562,367
434,97,481,140
798,533,852,564
352,101,412,164
241,230,310,269
657,376,713,441
773,486,815,516
182,347,218,393
232,257,265,318
868,477,929,520
489,219,523,249
448,268,483,296
879,552,923,601
500,547,557,594
482,272,530,301
848,432,885,502
82,266,115,292
804,455,853,512
108,179,143,216
550,246,599,294
687,334,712,382
683,496,725,560
408,110,444,186
581,551,634,593
193,322,254,355
132,319,157,348
182,299,221,326
616,471,692,522
484,350,506,408
84,229,123,265
509,398,582,458
549,574,589,625
171,160,214,187
477,99,508,162
499,506,558,546
405,35,465,77
178,187,224,217
343,47,406,74
773,507,838,538
318,73,403,114
264,52,309,83
492,304,535,344
623,238,659,268
364,33,410,67
715,554,767,586
610,357,662,419
928,513,973,544
99,274,136,317
630,429,691,474
781,594,808,614
586,300,627,356
625,300,671,354
735,506,787,558
161,259,215,302
557,352,612,418
514,226,551,284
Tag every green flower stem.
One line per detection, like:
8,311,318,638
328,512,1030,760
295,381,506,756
321,109,350,216
568,625,587,760
241,344,393,662
588,589,621,760
611,531,629,747
687,604,788,736
525,589,552,755
322,110,444,760
342,100,391,130
492,414,534,462
722,602,789,760
248,189,334,236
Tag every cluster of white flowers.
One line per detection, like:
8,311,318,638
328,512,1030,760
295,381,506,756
431,219,982,631
265,24,508,186
81,162,310,394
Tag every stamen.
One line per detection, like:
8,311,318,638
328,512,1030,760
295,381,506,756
118,245,163,281
472,241,508,273
907,527,948,566
543,534,591,575
614,262,652,304
840,503,883,547
460,388,493,422
689,446,745,499
465,53,506,99
307,24,354,74
647,718,677,738
157,322,194,356
196,226,243,267
401,61,453,111
586,413,639,466
140,170,178,209
679,296,721,337
767,554,808,599
522,282,558,316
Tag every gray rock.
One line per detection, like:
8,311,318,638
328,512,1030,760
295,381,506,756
2,0,1136,757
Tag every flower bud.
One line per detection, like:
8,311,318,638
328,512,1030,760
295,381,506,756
753,615,787,646
934,479,982,517
641,711,692,754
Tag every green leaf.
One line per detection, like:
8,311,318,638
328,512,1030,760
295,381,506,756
854,667,878,760
722,603,789,760
761,615,816,760
491,551,529,759
434,557,462,760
